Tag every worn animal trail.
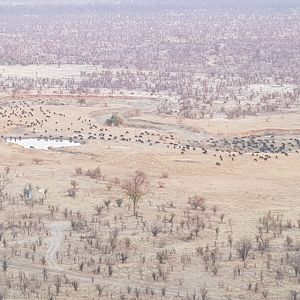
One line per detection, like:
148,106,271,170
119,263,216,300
46,222,70,271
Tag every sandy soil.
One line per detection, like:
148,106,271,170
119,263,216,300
0,90,299,299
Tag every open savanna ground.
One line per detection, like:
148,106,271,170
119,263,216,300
0,93,299,299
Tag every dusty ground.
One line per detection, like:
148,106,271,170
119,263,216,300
0,85,299,299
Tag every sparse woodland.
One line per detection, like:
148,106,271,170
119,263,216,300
0,11,299,120
0,163,299,299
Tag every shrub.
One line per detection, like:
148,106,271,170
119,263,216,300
105,114,124,126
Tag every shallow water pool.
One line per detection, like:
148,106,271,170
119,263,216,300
7,138,81,150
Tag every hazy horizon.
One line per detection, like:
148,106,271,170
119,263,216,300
1,0,300,13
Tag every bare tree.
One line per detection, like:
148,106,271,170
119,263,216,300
290,290,299,300
122,171,150,214
116,252,129,263
2,256,8,272
96,284,105,296
0,170,11,195
54,275,62,295
188,196,206,210
288,254,300,276
149,222,163,237
235,239,252,261
93,204,104,216
116,198,123,207
72,281,79,291
108,227,120,252
200,284,209,300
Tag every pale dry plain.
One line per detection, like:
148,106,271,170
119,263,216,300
0,66,299,300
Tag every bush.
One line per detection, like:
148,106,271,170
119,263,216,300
235,239,252,261
188,195,206,210
85,167,102,180
105,114,124,126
